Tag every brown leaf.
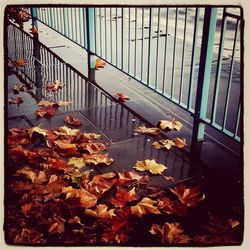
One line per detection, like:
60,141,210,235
8,97,23,105
45,80,64,92
158,197,187,216
173,138,187,148
110,187,139,207
15,166,37,183
21,203,32,216
84,204,115,219
134,126,160,136
62,186,98,208
9,145,28,162
54,140,78,155
64,115,82,127
152,139,175,150
170,183,205,207
157,118,183,131
36,107,57,118
116,93,130,102
133,159,167,175
17,11,30,22
131,197,161,217
55,126,80,137
37,100,58,108
78,142,107,154
83,153,113,166
116,170,149,186
95,58,106,69
8,128,30,146
48,216,66,234
12,84,26,94
149,222,189,244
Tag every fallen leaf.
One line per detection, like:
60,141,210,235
56,100,71,106
173,138,187,148
101,230,129,244
8,97,23,105
82,132,101,141
133,159,167,175
17,10,30,22
36,107,57,118
29,25,38,34
152,139,175,150
62,186,98,208
157,118,183,131
55,126,80,137
45,80,64,92
78,142,107,154
163,176,176,183
21,203,32,216
83,153,113,166
157,197,187,216
116,170,149,187
54,140,78,155
9,145,28,162
12,84,26,94
37,100,58,108
149,222,189,244
134,126,160,136
67,157,85,168
14,58,27,67
116,93,130,102
48,216,65,234
28,127,47,139
15,166,37,183
64,115,82,127
110,187,139,207
85,204,115,219
170,183,205,207
95,58,106,69
8,128,30,146
131,197,161,217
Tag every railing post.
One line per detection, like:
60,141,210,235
191,7,217,149
86,7,95,81
31,7,38,30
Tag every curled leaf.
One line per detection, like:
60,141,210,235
84,204,115,219
116,93,130,102
173,138,187,148
64,115,82,127
36,107,57,118
45,80,64,92
134,126,160,136
95,58,106,69
157,118,183,131
152,139,175,150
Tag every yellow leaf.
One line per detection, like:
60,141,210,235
67,157,86,168
152,139,175,150
158,118,183,131
55,126,80,136
95,58,106,69
173,138,187,148
57,100,71,106
37,100,57,107
84,204,115,219
131,197,161,217
134,126,160,136
133,159,167,175
28,127,48,138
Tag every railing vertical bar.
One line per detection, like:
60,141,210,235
121,8,124,69
179,7,188,104
83,8,87,48
104,8,107,59
134,8,137,77
155,7,161,90
162,8,169,94
99,8,102,57
140,7,145,81
187,8,200,110
147,8,153,86
50,8,53,29
171,7,178,98
110,7,113,62
75,8,79,43
211,9,227,124
128,8,131,73
234,103,241,139
222,19,240,130
78,8,83,46
94,8,97,53
67,8,71,40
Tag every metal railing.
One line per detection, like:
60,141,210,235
25,6,243,142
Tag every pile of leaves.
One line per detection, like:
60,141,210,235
5,126,241,246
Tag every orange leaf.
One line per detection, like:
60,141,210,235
78,142,107,154
54,140,78,155
8,97,23,105
45,80,64,92
15,58,27,67
116,93,130,102
152,139,175,150
173,138,187,148
83,153,113,166
29,25,38,34
64,115,82,127
95,58,106,69
116,170,149,186
84,204,115,219
133,159,167,175
157,197,187,216
110,187,139,207
36,107,57,118
37,100,58,108
134,126,160,136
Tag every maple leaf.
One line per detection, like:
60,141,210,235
48,216,66,234
86,172,117,197
8,128,30,146
157,197,187,217
134,126,160,136
54,140,78,155
170,183,205,207
56,100,71,106
83,153,113,166
64,115,82,127
78,142,107,154
8,97,23,105
152,139,176,150
173,138,187,148
55,126,80,137
17,10,30,22
149,222,189,244
101,230,129,244
37,148,60,160
157,118,183,131
111,206,132,234
12,84,26,94
67,157,86,168
45,80,64,92
62,186,98,208
28,127,48,139
41,158,67,170
15,166,37,183
48,174,59,184
133,159,167,175
29,25,38,34
9,145,28,162
131,197,161,217
84,204,115,219
82,132,101,141
110,187,139,207
36,107,57,118
116,93,130,102
14,58,27,67
37,99,58,108
95,58,106,69
116,170,149,186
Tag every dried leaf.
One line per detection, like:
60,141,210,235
152,139,175,150
21,203,32,216
12,84,26,94
37,100,58,108
28,127,47,139
78,142,107,154
64,115,82,127
14,58,27,67
157,118,183,131
173,138,187,148
133,159,167,175
158,197,187,216
67,157,85,168
110,187,139,207
55,126,80,137
57,100,71,106
149,222,189,244
29,25,38,34
48,216,65,234
84,204,115,219
15,166,37,183
45,80,64,92
134,126,160,136
8,97,23,105
36,107,57,118
95,58,106,69
116,93,130,102
54,140,78,155
82,132,101,141
131,197,161,217
163,175,176,183
116,170,149,186
170,183,205,207
83,153,113,166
